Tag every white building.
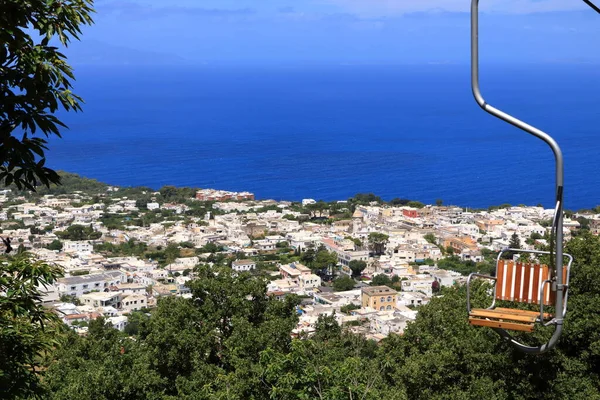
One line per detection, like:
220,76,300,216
401,276,434,297
397,291,430,307
56,271,126,297
369,313,409,335
231,259,256,272
62,240,93,254
147,202,160,210
107,315,128,331
121,294,148,312
430,269,460,287
299,274,322,291
80,292,122,309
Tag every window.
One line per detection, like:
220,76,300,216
95,283,100,287
70,286,76,290
387,296,392,302
380,297,385,302
386,305,392,310
379,306,384,311
83,285,88,289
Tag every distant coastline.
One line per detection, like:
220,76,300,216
28,172,598,215
48,65,600,209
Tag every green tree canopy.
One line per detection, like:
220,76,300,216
311,248,338,273
368,232,389,256
55,224,101,241
1,0,94,190
35,232,600,398
0,254,64,400
46,239,63,251
348,259,367,278
371,274,392,287
333,275,356,291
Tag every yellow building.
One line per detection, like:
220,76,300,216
361,286,398,311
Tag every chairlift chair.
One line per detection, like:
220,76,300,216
466,249,572,341
464,0,598,354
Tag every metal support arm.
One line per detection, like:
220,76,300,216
466,273,497,313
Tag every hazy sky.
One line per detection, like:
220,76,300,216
65,0,600,65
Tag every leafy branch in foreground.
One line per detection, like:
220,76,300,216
0,0,95,190
0,254,65,399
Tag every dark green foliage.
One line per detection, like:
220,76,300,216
55,224,101,241
311,247,338,273
350,193,383,204
348,259,367,277
159,185,196,203
45,266,301,399
305,200,329,219
195,242,224,254
261,317,403,399
346,236,362,248
368,232,389,255
371,274,392,286
98,213,126,230
502,232,522,260
340,303,361,314
0,1,94,190
332,275,356,291
94,239,148,258
46,239,63,251
123,311,150,337
423,233,436,244
26,172,107,197
437,255,493,276
27,234,600,399
389,198,412,206
488,203,512,211
509,232,521,249
59,294,80,305
0,254,65,400
526,231,544,245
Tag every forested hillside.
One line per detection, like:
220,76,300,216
2,233,600,399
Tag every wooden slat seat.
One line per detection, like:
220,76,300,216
470,309,538,323
468,308,544,332
494,307,552,319
468,313,535,332
468,260,567,332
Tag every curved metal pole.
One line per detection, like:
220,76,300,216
471,0,565,353
583,0,600,14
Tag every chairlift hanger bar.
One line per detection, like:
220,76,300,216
470,0,566,354
583,0,600,14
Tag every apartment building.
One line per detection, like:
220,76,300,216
361,286,398,311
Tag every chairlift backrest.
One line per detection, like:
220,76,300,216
495,260,566,306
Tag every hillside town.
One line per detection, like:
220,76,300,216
0,180,592,340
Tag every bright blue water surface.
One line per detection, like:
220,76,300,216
49,65,600,209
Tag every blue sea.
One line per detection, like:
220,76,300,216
49,64,600,210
